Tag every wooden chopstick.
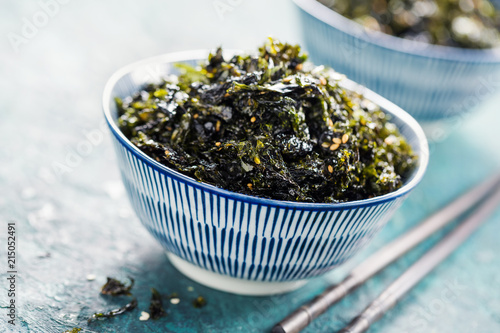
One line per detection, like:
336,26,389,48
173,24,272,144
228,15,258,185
338,184,500,333
273,173,500,333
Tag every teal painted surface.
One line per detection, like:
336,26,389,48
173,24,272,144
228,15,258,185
0,1,499,332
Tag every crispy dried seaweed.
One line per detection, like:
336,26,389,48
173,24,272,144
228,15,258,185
318,0,500,49
88,276,138,324
100,277,135,296
193,296,207,308
88,298,138,323
116,38,417,203
149,288,167,319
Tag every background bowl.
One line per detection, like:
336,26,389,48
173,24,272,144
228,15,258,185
103,51,429,295
293,0,500,123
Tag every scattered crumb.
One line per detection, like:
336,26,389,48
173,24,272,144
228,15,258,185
187,286,194,292
149,288,166,319
86,274,96,281
170,298,180,305
139,311,150,321
62,328,82,333
193,296,207,308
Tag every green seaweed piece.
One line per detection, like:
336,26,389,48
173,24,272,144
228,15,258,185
116,38,417,203
100,277,135,296
193,296,207,308
318,0,500,49
88,298,138,323
149,288,167,319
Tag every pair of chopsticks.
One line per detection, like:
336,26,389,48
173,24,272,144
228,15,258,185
274,172,500,333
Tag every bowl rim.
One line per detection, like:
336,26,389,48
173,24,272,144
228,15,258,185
102,50,429,209
293,0,500,63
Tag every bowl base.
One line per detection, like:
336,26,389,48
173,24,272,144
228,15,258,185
166,252,307,296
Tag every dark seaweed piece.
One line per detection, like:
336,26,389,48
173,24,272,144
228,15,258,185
100,277,134,296
193,296,207,308
116,38,417,203
149,288,167,319
88,298,138,323
318,0,500,49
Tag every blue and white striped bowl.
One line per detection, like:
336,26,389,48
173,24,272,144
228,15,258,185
103,51,429,295
294,0,500,122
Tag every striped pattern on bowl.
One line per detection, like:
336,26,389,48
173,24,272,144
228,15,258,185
103,51,428,282
294,0,500,121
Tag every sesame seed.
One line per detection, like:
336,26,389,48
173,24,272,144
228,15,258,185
283,77,293,83
215,142,221,147
250,116,256,123
164,150,170,156
327,118,334,127
333,138,341,144
295,63,303,71
193,113,199,119
224,92,230,97
328,165,333,173
139,311,150,321
320,77,327,85
384,137,395,145
342,134,349,143
329,143,340,151
247,183,253,189
216,120,221,132
321,142,331,148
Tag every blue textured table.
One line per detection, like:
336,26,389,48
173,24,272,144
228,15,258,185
1,1,500,332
